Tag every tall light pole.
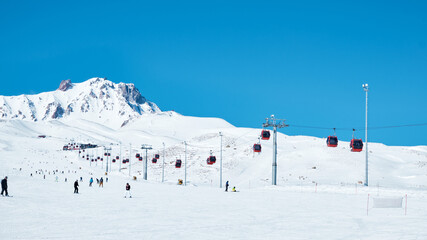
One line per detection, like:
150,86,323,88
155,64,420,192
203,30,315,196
184,141,187,186
219,132,223,188
162,142,165,183
141,144,152,180
263,115,288,185
363,83,369,186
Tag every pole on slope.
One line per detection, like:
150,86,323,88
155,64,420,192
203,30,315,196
363,84,369,186
162,142,165,183
141,144,152,180
119,142,122,172
184,141,187,186
263,115,288,185
219,132,223,188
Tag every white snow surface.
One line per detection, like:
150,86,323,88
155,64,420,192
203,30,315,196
1,81,427,239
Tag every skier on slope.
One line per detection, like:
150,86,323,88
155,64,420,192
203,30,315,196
99,177,103,187
89,177,93,187
74,180,79,194
124,183,132,198
1,176,8,196
225,181,229,192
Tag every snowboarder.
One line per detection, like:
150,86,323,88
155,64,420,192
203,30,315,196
99,177,103,187
1,176,8,196
124,183,132,198
74,180,79,194
232,186,236,192
89,177,93,187
225,181,229,192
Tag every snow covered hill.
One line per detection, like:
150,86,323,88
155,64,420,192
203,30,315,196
0,78,160,128
1,78,427,239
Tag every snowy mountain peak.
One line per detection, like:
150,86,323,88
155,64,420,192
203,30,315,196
0,78,161,128
58,79,73,91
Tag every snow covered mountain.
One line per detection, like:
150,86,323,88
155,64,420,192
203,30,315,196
0,78,161,128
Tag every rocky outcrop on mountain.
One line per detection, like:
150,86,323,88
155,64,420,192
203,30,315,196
58,79,73,91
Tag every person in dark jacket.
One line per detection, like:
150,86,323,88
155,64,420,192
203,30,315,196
1,176,8,196
225,181,229,192
124,183,132,198
74,180,79,194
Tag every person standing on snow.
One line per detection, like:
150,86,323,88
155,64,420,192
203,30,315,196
124,183,132,198
1,176,8,196
74,180,79,194
99,177,103,187
89,177,93,187
225,181,229,192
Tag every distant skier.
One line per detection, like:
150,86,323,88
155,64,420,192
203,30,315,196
80,177,83,182
124,183,132,198
89,177,93,187
225,181,229,192
96,178,99,184
1,176,8,196
74,180,79,194
99,177,103,187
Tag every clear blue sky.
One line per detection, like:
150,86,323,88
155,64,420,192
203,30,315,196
1,1,426,146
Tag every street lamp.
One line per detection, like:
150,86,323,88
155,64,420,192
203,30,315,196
362,83,369,186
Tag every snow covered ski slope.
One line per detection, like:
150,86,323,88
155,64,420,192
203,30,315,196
1,78,427,239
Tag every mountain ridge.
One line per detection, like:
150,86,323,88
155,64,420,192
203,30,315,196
0,77,161,128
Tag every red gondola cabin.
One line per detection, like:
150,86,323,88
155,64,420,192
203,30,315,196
350,139,363,152
136,153,140,158
152,158,157,163
261,130,271,140
207,156,216,165
139,157,143,161
155,154,160,159
326,136,338,147
175,159,182,168
253,144,262,152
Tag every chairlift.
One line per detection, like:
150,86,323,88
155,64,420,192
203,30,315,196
175,159,182,168
261,130,271,140
350,129,363,152
326,128,338,147
253,144,262,153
